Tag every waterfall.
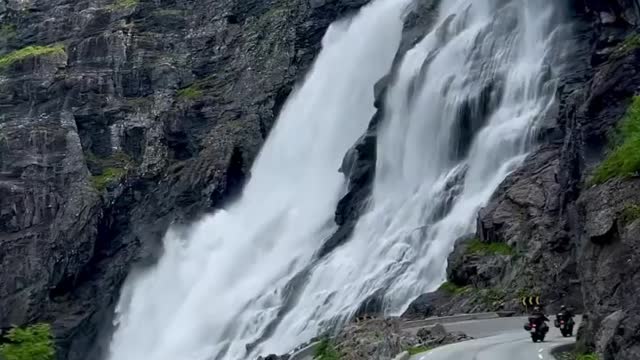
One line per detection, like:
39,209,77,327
106,1,409,359
106,0,568,359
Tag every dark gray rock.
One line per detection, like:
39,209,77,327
416,324,472,347
333,318,419,360
576,179,640,360
0,0,375,359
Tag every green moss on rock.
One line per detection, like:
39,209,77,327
92,167,127,191
107,0,139,10
612,34,640,59
177,85,204,100
85,151,133,191
466,239,514,256
0,44,65,70
621,204,640,225
438,281,471,295
407,345,431,355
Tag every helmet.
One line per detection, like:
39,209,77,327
561,305,566,310
533,306,540,312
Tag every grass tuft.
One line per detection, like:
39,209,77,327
438,281,471,295
0,45,65,70
177,85,204,100
86,151,132,191
313,339,340,360
591,96,640,185
466,239,514,256
407,345,431,355
91,167,126,191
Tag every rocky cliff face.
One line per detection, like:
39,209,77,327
401,1,640,359
0,0,370,358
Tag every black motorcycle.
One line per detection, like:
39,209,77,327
554,313,574,337
524,318,548,343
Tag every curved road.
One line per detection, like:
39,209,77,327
410,316,579,360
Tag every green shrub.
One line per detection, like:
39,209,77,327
0,323,55,360
313,339,340,360
612,34,640,59
107,0,138,10
407,345,431,355
0,45,65,70
592,96,640,184
467,239,514,256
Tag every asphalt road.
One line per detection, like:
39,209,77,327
410,316,579,360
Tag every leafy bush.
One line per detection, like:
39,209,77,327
467,239,514,256
0,324,55,360
0,45,65,70
592,96,640,184
313,339,340,360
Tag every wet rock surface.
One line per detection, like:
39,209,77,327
0,0,373,358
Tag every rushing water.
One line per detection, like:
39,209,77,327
107,0,568,359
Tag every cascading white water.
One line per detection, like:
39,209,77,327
107,0,569,359
253,0,567,353
106,1,409,360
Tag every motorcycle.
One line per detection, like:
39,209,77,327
524,320,547,343
554,314,574,337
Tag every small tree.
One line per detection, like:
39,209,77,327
0,323,55,360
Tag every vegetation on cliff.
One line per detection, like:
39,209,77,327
592,96,640,184
313,339,340,360
0,324,55,360
0,45,65,70
466,239,514,256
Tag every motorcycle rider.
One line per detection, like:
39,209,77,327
529,306,550,333
556,305,575,328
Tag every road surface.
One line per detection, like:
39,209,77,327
410,316,579,360
291,315,578,360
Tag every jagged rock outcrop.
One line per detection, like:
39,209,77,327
0,0,372,358
577,179,640,360
330,318,469,360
